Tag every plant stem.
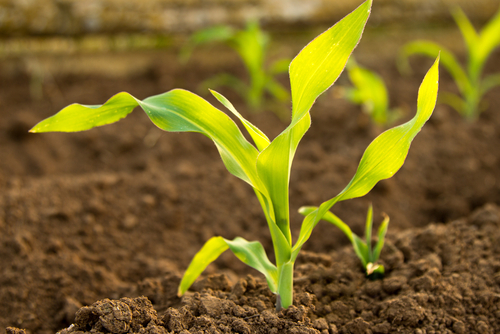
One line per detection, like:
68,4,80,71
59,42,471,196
276,261,294,311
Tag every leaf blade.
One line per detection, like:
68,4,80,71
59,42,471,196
210,89,271,151
225,237,278,293
292,55,440,259
30,92,139,133
178,236,229,296
372,214,389,262
139,89,264,191
289,0,372,121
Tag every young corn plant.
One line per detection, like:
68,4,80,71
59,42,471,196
299,204,389,279
398,5,500,119
30,0,440,310
339,58,401,125
180,21,290,113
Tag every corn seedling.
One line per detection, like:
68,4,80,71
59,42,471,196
398,5,500,119
299,204,389,279
339,58,401,125
30,0,440,310
180,21,290,114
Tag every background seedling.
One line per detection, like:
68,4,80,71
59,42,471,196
299,204,389,279
338,58,401,125
180,21,290,116
30,0,439,311
398,5,500,119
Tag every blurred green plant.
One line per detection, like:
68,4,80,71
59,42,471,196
339,59,401,125
398,5,500,119
30,0,440,311
299,204,389,279
180,21,290,114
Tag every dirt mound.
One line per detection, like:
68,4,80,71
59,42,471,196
9,204,498,334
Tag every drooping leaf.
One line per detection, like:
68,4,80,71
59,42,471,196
298,206,354,243
30,92,139,132
178,236,229,296
31,89,266,194
177,236,278,297
292,55,440,261
224,237,278,293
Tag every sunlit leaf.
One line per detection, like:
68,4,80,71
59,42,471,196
292,55,439,260
289,0,372,121
372,214,389,262
30,92,139,132
225,237,278,292
31,89,266,194
210,89,271,151
256,0,372,246
177,236,229,296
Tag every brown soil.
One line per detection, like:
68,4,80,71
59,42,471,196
1,32,500,334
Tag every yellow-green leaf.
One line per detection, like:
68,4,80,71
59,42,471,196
292,55,440,260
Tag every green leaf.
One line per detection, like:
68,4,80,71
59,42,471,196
298,206,354,243
198,73,247,97
481,73,500,96
177,236,279,296
352,234,369,268
474,5,500,76
364,204,373,259
225,237,279,293
256,114,310,245
179,25,235,62
298,206,368,268
140,90,265,189
254,188,292,268
31,89,267,195
256,0,372,245
438,91,466,115
210,89,271,151
292,55,440,261
289,0,372,120
372,214,389,262
30,92,139,132
334,55,439,202
231,21,268,77
345,60,390,125
265,78,290,103
269,58,292,75
178,236,229,296
451,6,479,56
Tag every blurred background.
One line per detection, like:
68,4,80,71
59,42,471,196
0,0,498,80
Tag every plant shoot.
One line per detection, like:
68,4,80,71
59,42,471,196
30,0,439,310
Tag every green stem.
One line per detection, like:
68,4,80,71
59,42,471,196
276,261,294,311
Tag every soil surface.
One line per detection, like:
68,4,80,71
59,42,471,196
1,30,500,334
